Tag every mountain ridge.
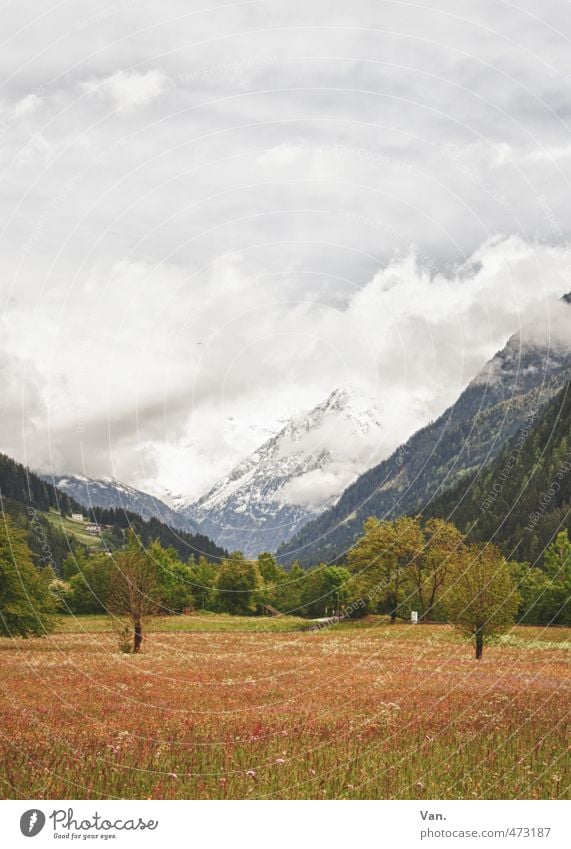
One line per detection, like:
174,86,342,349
425,379,571,566
181,386,386,555
47,472,198,534
277,303,571,565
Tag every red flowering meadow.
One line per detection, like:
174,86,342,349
0,620,568,799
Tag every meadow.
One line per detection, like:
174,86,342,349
0,616,569,800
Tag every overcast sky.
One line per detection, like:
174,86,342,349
1,0,571,501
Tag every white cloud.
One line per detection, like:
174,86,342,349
1,0,571,504
81,69,172,114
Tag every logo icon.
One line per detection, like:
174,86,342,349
20,810,46,837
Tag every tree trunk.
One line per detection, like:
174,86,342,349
390,610,397,624
134,620,142,653
475,631,483,660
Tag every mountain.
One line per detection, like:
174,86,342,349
425,380,571,566
278,303,571,565
47,473,198,534
0,453,226,572
180,387,386,555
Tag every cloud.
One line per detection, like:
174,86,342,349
81,69,172,114
1,0,571,503
277,466,360,510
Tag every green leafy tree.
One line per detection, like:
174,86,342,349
0,515,57,636
188,555,219,610
508,561,548,624
299,565,350,618
68,553,113,614
106,532,163,652
49,578,73,612
410,518,466,621
148,540,194,614
542,531,571,625
274,560,305,615
348,516,422,622
257,552,288,610
445,544,520,659
216,552,260,615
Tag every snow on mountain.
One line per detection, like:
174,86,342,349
179,386,386,555
278,296,571,565
47,473,198,533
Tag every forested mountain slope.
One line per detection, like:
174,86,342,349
278,310,571,565
426,380,570,566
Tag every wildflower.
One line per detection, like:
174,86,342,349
246,769,256,778
275,758,285,765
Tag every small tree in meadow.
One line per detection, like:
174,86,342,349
445,544,520,659
106,532,162,652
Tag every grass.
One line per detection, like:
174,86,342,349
44,508,102,549
55,612,309,634
0,621,569,800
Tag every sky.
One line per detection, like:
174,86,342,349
1,0,571,503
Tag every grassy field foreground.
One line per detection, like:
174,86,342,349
0,619,569,799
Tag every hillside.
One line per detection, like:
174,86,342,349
48,473,198,534
278,313,571,565
0,453,226,572
426,380,571,566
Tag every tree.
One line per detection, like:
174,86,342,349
67,552,112,613
274,560,305,615
409,518,465,621
257,552,288,610
445,544,520,659
188,555,219,610
348,516,422,622
106,532,162,652
542,531,571,625
299,565,351,618
0,515,57,637
509,560,549,624
148,540,194,614
215,553,260,615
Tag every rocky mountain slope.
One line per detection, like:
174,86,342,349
47,474,198,534
180,387,386,555
278,301,571,565
426,379,571,567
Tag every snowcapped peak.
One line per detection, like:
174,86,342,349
182,385,386,555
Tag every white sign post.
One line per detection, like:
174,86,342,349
411,610,418,624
